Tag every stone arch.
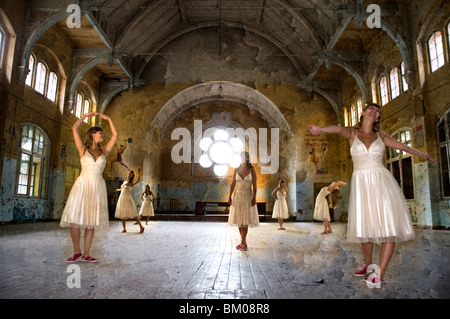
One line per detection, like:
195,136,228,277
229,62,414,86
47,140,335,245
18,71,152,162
148,81,294,140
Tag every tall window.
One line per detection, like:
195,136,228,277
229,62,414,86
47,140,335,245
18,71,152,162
83,99,91,123
356,98,363,118
25,55,34,87
71,92,92,122
379,76,389,106
46,72,58,102
25,54,59,103
428,31,444,72
401,61,409,92
74,93,83,118
390,68,400,99
35,62,47,95
16,124,50,198
0,28,4,68
350,103,357,126
437,108,450,197
385,129,414,199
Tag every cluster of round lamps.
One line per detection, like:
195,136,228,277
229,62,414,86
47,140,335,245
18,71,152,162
199,129,244,176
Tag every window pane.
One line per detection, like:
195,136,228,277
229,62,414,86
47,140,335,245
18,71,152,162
429,31,444,72
25,55,34,86
46,72,58,102
18,153,30,195
402,157,414,199
75,94,83,118
438,120,446,143
447,112,450,141
35,62,47,94
380,76,389,105
83,99,90,123
21,125,33,151
392,161,401,187
440,146,450,197
401,61,409,91
390,68,400,99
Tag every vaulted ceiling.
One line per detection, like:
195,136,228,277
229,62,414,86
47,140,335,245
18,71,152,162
26,0,412,109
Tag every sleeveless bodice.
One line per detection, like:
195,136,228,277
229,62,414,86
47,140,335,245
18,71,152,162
80,152,106,176
350,133,385,171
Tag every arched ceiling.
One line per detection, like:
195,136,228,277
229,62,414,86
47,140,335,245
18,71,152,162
27,0,412,110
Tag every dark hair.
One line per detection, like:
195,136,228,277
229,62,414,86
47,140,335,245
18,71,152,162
241,151,253,168
85,126,103,149
358,103,382,132
126,170,135,184
327,189,340,209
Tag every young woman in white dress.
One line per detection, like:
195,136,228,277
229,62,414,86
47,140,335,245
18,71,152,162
115,169,145,233
271,180,289,230
313,181,346,234
228,152,259,251
307,103,436,286
60,112,118,263
139,184,155,225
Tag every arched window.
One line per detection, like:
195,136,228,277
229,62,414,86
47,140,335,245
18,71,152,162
83,99,90,123
350,102,357,126
428,31,444,72
437,107,450,198
390,68,400,99
74,93,83,118
379,76,389,106
35,62,47,95
16,124,50,198
385,128,414,199
400,61,409,92
25,55,34,87
356,97,363,117
46,71,58,102
0,27,4,68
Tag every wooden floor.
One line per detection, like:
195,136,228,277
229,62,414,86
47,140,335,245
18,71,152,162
0,220,449,302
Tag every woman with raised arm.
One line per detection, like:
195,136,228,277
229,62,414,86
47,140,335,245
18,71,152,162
307,103,436,287
60,112,118,263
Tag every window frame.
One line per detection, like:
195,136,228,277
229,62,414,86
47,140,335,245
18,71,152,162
428,30,445,73
379,75,390,106
437,107,450,198
390,67,400,99
15,124,51,199
385,128,415,200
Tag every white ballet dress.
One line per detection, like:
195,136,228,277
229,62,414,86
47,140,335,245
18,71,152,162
228,172,259,227
313,187,332,221
139,193,154,217
272,190,289,219
346,133,415,243
115,182,138,219
60,152,109,229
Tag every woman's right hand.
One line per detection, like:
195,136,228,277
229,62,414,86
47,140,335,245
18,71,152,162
306,124,321,136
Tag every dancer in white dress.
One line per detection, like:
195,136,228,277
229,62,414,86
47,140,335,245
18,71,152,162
60,112,118,263
115,169,145,233
307,103,436,285
313,181,346,234
139,184,155,225
271,180,289,230
228,152,259,251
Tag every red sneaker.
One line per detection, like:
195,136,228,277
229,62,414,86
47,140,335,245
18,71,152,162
354,264,370,277
81,255,98,263
66,252,82,263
